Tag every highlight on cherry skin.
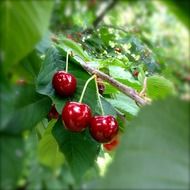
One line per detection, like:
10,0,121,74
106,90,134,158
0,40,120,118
89,115,119,143
52,71,77,97
62,101,92,132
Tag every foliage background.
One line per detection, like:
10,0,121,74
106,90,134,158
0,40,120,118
0,0,189,190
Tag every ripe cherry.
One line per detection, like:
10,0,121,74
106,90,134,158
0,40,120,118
89,115,119,143
62,102,92,132
48,104,59,120
103,135,119,151
52,71,77,97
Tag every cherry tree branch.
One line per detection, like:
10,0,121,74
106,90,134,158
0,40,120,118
77,59,149,106
53,38,149,106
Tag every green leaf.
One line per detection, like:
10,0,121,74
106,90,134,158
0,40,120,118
106,93,140,117
100,98,189,189
99,96,117,117
35,119,49,140
104,83,119,95
118,35,160,73
57,37,90,61
0,84,51,134
11,50,42,83
99,27,116,45
0,134,25,190
0,0,53,68
147,75,176,100
109,66,133,80
99,58,126,68
36,47,98,114
109,66,142,91
52,119,100,181
38,120,64,169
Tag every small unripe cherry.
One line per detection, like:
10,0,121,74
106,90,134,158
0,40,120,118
52,71,77,97
97,78,105,95
133,70,139,77
48,104,59,120
98,83,105,94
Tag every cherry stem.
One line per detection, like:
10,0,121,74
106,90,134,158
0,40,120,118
65,51,69,73
79,75,96,103
95,76,105,115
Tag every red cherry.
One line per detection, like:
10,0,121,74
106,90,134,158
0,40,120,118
89,115,119,143
103,135,119,151
62,102,92,132
52,71,77,97
48,104,59,120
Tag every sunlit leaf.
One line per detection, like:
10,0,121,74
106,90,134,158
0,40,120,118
57,37,90,61
38,120,64,170
106,93,140,117
109,65,141,90
147,75,176,100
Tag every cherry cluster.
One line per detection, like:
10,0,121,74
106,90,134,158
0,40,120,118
50,70,119,144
